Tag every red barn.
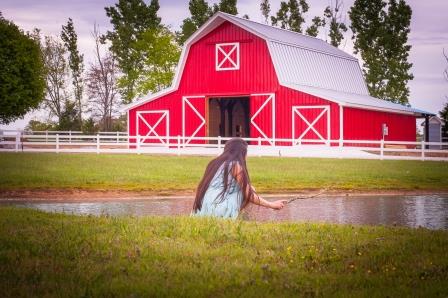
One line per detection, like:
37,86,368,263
125,12,430,147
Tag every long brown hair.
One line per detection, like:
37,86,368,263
192,138,253,212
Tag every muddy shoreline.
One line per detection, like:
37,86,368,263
0,188,447,202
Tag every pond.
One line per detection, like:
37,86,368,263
2,195,448,230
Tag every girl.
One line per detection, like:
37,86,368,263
192,138,287,219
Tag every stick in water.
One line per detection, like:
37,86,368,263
287,188,328,204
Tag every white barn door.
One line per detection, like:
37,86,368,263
182,96,206,145
292,106,330,145
250,93,275,145
136,110,170,146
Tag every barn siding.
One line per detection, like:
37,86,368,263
344,107,416,141
128,20,418,146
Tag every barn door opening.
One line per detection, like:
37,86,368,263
292,105,330,145
208,96,250,141
250,93,275,145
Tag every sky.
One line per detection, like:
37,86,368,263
1,0,447,130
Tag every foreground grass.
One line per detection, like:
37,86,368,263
0,207,447,297
1,153,448,193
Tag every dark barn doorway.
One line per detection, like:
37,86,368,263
208,96,250,139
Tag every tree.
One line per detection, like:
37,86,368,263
305,16,325,37
349,0,413,105
86,25,119,131
440,50,448,140
177,0,212,45
104,0,161,103
135,27,181,95
57,100,82,130
61,18,84,128
260,0,271,24
212,0,238,15
177,0,238,45
0,14,45,124
40,35,71,124
323,0,348,47
271,0,309,33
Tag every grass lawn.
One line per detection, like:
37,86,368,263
1,153,448,193
0,207,447,296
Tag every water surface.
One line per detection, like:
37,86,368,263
2,195,447,230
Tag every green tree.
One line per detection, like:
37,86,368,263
25,119,56,132
57,100,82,130
349,0,413,104
323,0,348,47
104,0,161,103
305,16,325,37
177,0,212,45
271,0,309,33
40,35,70,124
177,0,239,45
61,18,84,128
135,27,181,94
0,14,45,124
260,0,271,24
212,0,238,15
441,50,448,139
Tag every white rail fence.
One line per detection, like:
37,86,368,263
0,130,447,161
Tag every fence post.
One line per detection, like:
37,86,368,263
137,135,141,155
218,136,221,150
177,135,181,156
380,139,384,160
258,137,261,157
15,131,20,152
45,130,48,143
56,134,59,153
421,140,425,161
96,134,100,154
69,130,72,143
116,131,119,143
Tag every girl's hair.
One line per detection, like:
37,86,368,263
192,138,253,212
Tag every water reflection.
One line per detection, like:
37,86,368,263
2,195,447,230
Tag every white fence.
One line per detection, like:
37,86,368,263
0,130,447,161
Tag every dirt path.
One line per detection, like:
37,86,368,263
0,188,447,202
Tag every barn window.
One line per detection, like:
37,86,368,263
215,42,240,71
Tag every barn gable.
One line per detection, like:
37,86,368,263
125,12,430,117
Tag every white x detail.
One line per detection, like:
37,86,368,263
137,111,169,145
292,106,330,145
250,93,275,145
216,43,240,71
182,96,206,145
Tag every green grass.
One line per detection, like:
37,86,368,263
0,207,447,297
1,153,448,193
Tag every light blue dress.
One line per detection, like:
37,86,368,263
192,163,243,219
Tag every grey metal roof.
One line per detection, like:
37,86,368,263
269,41,369,95
218,13,369,96
222,13,354,59
284,83,434,116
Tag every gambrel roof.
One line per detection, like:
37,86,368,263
125,12,432,116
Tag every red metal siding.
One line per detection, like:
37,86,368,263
344,107,416,141
275,86,341,145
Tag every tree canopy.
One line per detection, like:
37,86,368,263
0,15,45,124
104,0,161,103
61,18,84,127
349,0,413,105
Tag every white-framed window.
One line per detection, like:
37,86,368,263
215,42,240,71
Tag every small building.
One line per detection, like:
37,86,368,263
125,12,432,146
421,116,443,149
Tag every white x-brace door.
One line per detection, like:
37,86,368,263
292,105,330,145
182,96,206,145
136,110,170,145
251,93,275,145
